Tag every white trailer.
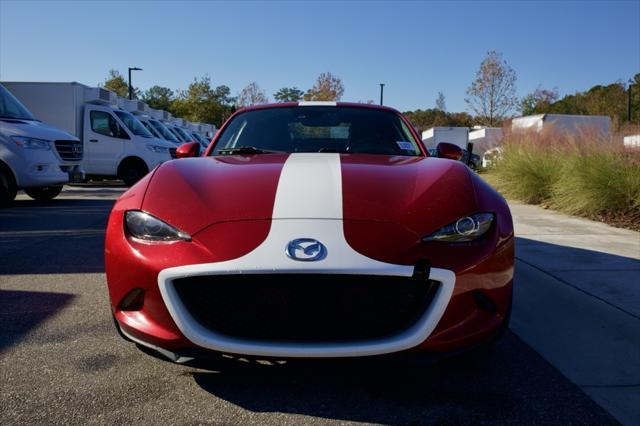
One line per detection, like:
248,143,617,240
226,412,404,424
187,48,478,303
624,134,640,149
468,127,503,160
511,114,611,136
3,82,174,186
421,127,469,150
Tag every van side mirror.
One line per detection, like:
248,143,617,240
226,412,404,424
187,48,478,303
436,142,464,161
176,142,201,158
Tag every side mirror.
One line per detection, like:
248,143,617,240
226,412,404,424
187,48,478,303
176,142,201,158
436,142,464,161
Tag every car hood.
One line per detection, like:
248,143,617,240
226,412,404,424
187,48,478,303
0,118,79,141
141,153,477,237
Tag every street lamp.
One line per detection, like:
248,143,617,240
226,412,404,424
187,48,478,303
628,78,635,124
379,83,385,106
128,67,142,100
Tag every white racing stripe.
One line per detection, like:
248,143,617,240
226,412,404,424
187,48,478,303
297,101,337,107
157,153,455,357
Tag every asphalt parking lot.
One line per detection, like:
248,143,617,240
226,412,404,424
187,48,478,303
0,186,631,425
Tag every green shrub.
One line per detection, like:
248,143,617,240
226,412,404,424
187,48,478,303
487,128,640,225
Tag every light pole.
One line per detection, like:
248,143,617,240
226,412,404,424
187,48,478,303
628,78,635,124
128,67,142,100
379,83,385,105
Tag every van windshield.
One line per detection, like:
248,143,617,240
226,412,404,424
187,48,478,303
0,84,36,121
167,126,187,142
149,120,179,143
114,111,154,138
174,127,194,142
141,120,162,138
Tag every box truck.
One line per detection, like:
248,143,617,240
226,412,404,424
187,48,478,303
421,127,469,150
3,82,175,186
1,83,84,205
511,114,611,136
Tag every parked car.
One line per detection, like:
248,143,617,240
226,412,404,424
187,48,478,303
106,102,514,363
3,82,174,186
0,83,84,205
428,148,480,170
461,150,481,170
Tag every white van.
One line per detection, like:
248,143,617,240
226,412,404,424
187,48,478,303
0,83,84,205
2,82,175,186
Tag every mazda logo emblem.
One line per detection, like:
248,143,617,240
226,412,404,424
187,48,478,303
285,238,327,262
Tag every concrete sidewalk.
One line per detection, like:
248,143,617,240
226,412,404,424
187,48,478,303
509,202,640,425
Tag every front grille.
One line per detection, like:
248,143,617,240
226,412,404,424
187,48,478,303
54,140,83,160
173,274,439,343
169,147,177,159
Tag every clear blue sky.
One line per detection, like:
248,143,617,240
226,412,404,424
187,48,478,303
1,0,638,112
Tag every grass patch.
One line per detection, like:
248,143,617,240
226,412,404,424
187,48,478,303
484,129,640,230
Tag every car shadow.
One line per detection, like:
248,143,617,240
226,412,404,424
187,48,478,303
0,198,114,274
0,289,75,352
187,332,614,424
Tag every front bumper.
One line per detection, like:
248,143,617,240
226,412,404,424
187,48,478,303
108,215,513,360
158,265,454,358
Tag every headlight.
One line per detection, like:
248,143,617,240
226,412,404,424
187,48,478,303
10,136,52,150
146,144,169,154
125,210,191,242
422,213,494,242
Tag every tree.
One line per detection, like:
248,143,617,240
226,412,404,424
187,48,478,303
100,69,131,98
403,109,474,133
141,86,174,111
274,87,304,102
304,72,344,101
519,86,559,116
435,92,446,111
170,76,235,126
465,51,518,126
237,82,269,107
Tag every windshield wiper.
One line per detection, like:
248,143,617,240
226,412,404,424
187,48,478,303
218,146,281,155
0,115,39,121
317,147,348,153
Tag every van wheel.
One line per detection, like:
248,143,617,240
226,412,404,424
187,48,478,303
0,168,17,207
25,186,63,201
118,159,148,187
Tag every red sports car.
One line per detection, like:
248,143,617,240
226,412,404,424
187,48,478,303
105,102,514,363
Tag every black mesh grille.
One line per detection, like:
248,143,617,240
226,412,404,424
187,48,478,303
173,274,439,343
169,148,177,159
54,140,83,160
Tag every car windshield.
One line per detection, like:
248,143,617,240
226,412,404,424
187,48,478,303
149,119,180,143
114,111,154,138
0,84,37,121
211,106,422,156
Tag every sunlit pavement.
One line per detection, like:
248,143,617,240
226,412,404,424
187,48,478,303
0,186,627,425
509,202,640,425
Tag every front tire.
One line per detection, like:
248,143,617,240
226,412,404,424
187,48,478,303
118,159,148,187
24,185,63,201
0,168,18,207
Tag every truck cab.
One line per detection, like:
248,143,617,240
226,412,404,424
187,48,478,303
0,83,84,205
84,104,175,185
